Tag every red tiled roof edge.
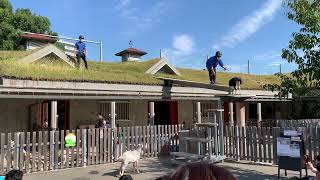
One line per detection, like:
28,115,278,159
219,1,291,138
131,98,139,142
20,34,57,43
115,48,147,56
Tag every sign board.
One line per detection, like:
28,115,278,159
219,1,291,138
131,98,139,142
283,130,302,137
277,137,300,158
277,130,307,178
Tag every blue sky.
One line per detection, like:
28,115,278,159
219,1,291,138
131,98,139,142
10,0,299,74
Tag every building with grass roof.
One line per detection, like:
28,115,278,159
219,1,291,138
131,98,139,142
0,46,293,133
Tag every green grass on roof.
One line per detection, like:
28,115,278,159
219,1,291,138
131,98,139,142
0,51,280,89
0,51,34,61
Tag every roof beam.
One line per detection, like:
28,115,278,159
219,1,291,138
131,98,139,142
156,77,230,92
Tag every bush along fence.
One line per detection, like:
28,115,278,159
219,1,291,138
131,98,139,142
0,125,180,174
224,126,320,164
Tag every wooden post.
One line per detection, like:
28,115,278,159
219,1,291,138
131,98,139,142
257,103,262,127
196,102,201,123
218,109,224,157
229,102,234,126
111,101,116,129
51,101,58,130
236,102,246,127
149,102,155,126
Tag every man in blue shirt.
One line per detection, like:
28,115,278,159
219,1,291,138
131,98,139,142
206,51,227,84
74,35,88,69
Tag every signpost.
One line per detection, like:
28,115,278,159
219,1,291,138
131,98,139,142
277,130,308,178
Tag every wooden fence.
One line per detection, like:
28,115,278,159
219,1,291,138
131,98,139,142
224,126,320,164
2,124,320,174
0,125,180,174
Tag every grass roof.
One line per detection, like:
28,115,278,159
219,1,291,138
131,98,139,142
0,51,280,89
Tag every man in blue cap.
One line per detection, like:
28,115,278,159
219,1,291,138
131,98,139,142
74,35,88,69
206,51,227,84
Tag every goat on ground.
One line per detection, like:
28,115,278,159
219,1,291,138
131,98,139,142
118,144,142,176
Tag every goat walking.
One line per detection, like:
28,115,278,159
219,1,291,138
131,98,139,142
118,144,142,176
229,77,242,95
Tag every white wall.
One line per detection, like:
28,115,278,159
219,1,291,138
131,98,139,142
0,99,39,133
26,40,48,51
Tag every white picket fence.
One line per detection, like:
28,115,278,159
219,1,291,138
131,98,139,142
0,125,180,174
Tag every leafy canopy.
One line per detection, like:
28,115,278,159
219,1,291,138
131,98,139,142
264,0,320,96
0,0,56,50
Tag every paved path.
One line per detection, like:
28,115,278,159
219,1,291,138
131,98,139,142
24,158,313,180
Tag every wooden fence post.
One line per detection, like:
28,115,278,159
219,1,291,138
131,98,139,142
273,127,280,164
43,131,49,171
49,131,54,170
235,126,240,161
13,132,19,170
19,132,25,171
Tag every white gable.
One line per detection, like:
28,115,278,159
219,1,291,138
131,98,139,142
145,58,181,76
20,44,76,67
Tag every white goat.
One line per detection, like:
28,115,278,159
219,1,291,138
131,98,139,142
118,144,142,176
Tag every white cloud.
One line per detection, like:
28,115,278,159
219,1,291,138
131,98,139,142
213,0,282,49
253,51,281,61
114,0,173,34
172,34,194,55
270,60,285,66
163,34,196,66
115,0,131,10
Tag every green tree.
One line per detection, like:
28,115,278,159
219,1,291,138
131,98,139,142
0,0,56,50
264,0,320,97
12,8,51,34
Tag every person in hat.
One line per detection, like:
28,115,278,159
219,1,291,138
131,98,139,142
74,35,88,69
206,51,227,84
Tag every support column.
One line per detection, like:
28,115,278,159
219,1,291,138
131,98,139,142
236,102,246,127
228,102,234,126
111,101,116,128
196,102,201,123
149,102,155,126
257,103,262,127
50,101,57,130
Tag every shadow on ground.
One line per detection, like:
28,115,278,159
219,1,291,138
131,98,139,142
99,155,174,179
224,165,279,180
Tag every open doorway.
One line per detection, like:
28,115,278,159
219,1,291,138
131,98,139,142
153,101,178,125
57,101,70,130
29,100,70,131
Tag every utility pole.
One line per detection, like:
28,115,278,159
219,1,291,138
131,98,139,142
248,60,250,74
100,41,103,62
160,49,162,58
279,64,282,74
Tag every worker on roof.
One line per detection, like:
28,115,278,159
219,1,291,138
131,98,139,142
206,51,227,85
74,35,88,69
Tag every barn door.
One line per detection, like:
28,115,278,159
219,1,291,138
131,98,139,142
170,101,178,125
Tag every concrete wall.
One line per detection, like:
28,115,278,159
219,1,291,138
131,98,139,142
69,100,99,129
177,100,194,124
128,100,148,126
69,99,149,128
0,98,213,132
0,99,39,133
